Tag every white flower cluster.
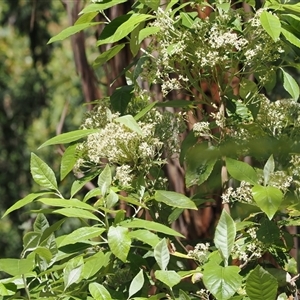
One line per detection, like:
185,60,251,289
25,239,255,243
193,122,211,137
221,181,253,204
196,289,210,300
289,155,300,177
187,242,210,264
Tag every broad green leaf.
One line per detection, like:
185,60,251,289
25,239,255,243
83,252,111,279
154,238,170,271
256,219,281,245
108,226,131,262
74,12,98,25
63,256,84,290
48,22,101,44
61,144,77,180
34,246,53,263
281,27,300,48
94,44,125,67
128,269,144,299
203,264,242,300
39,129,98,149
34,213,49,232
260,11,281,41
80,0,127,14
97,14,154,46
134,101,157,121
110,85,134,115
0,283,15,296
53,207,100,221
263,155,275,186
281,68,300,100
37,198,97,211
180,12,198,28
2,191,50,218
154,270,181,288
226,157,258,185
120,219,184,237
30,153,58,190
246,265,278,300
106,190,119,209
214,209,236,264
89,282,112,300
252,185,283,219
154,190,197,210
138,26,160,44
114,114,143,135
129,229,160,247
83,187,101,202
0,257,34,276
98,164,112,196
58,227,105,247
23,232,41,252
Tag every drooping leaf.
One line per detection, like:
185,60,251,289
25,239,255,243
154,270,181,288
263,155,275,186
128,269,144,299
108,226,131,262
260,11,281,41
38,129,98,149
89,282,112,300
226,157,258,185
203,264,242,300
60,143,77,180
252,185,283,219
63,256,84,290
120,219,184,237
114,114,143,135
154,238,170,271
48,22,101,44
129,230,160,248
94,44,125,67
98,164,112,196
281,68,300,100
214,209,236,264
58,227,105,247
0,257,34,276
246,265,278,300
154,190,197,210
138,26,160,44
30,153,58,191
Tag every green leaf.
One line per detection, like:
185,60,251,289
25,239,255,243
138,26,160,44
83,187,101,202
94,44,125,67
252,185,283,220
97,14,154,46
263,155,275,186
39,129,99,149
98,164,112,196
120,219,184,237
130,23,143,56
83,252,111,279
34,246,53,263
281,68,300,100
139,0,160,10
256,219,281,246
203,264,242,300
129,230,160,248
23,232,41,252
179,289,192,300
128,269,144,299
2,191,50,218
114,114,143,135
34,213,49,232
260,11,281,41
214,209,236,264
37,198,97,211
53,207,100,221
134,101,157,121
74,12,98,25
63,256,84,290
226,157,258,185
154,190,197,210
281,27,300,48
154,238,170,271
48,22,101,44
108,226,131,262
246,265,278,300
89,282,112,300
106,190,119,209
71,172,99,198
80,0,127,14
61,144,77,180
31,153,58,190
0,257,34,276
155,270,181,288
58,227,105,247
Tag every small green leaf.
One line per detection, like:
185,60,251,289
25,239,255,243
0,257,34,276
263,155,275,186
108,226,131,262
155,270,181,288
34,213,49,233
61,144,77,180
226,157,258,185
128,269,144,299
71,172,99,198
89,282,112,300
252,185,283,220
129,230,160,248
281,68,300,100
48,22,101,44
154,238,170,271
74,12,98,25
80,0,127,14
23,232,41,252
58,227,105,247
214,209,236,264
114,115,143,135
39,129,98,149
120,219,184,237
246,265,278,300
106,190,119,209
30,153,58,191
94,44,125,67
138,26,160,44
203,264,242,300
154,190,197,210
64,256,84,290
281,27,300,48
260,11,281,41
98,164,112,196
134,101,157,121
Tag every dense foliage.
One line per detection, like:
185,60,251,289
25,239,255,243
2,0,300,299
